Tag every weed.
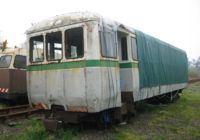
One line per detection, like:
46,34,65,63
112,131,145,140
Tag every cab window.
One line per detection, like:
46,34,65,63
0,55,12,68
14,55,26,69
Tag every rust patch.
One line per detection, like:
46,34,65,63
33,103,48,109
67,105,88,112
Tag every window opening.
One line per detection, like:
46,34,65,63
65,27,84,58
30,35,44,62
121,37,128,60
46,31,62,61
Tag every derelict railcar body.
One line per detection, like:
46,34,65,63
26,12,188,123
26,13,122,114
0,48,27,100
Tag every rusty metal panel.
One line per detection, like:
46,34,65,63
9,69,27,93
0,69,10,90
0,69,26,94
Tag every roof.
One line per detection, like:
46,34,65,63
26,12,102,34
26,12,136,34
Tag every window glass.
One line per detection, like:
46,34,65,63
0,55,12,68
100,28,117,58
131,37,138,60
46,31,62,61
14,55,26,69
30,35,44,62
65,27,84,58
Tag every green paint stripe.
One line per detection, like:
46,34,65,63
27,60,119,71
27,60,138,71
86,60,119,67
119,62,138,68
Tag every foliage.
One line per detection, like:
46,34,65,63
188,56,200,79
0,119,74,140
0,40,7,52
112,82,200,140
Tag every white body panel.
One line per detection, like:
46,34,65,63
28,67,121,112
135,83,187,101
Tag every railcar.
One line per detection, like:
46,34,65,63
0,48,27,102
26,12,188,126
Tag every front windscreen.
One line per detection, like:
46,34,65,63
0,55,12,68
14,55,26,69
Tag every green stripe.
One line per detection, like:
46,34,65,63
86,60,119,67
119,62,138,68
27,60,138,71
27,60,119,71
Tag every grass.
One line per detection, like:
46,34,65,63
0,119,74,140
0,82,200,140
114,82,200,140
0,103,8,109
112,131,145,140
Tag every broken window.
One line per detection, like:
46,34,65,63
14,55,26,69
65,27,84,58
121,37,128,60
30,35,44,62
131,37,138,60
46,31,62,61
100,28,117,58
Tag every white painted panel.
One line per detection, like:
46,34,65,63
120,68,133,92
85,68,102,112
28,71,47,103
46,70,64,105
100,67,121,112
63,68,86,107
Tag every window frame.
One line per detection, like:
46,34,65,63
13,55,26,69
100,29,117,59
131,36,138,61
64,27,84,59
29,35,45,63
45,31,63,61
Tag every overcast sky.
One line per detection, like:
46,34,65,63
0,0,199,60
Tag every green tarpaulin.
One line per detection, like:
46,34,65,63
136,30,188,88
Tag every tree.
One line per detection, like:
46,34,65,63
194,56,200,71
1,40,7,52
188,56,200,79
0,40,8,52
